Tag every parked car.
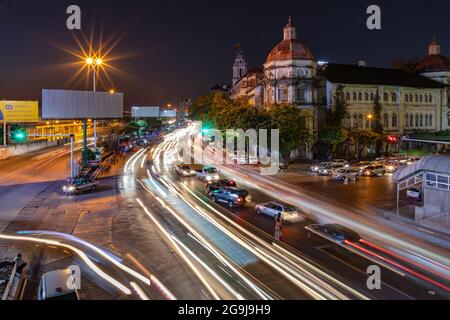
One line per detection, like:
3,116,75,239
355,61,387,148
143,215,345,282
407,187,422,201
332,168,361,182
305,224,361,245
175,164,196,177
210,187,252,208
352,161,373,170
196,166,220,182
206,179,237,195
331,159,349,166
63,178,99,195
360,165,386,177
318,163,345,176
38,269,80,301
255,202,304,222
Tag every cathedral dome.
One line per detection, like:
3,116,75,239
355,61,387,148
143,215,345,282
266,18,315,63
415,40,450,73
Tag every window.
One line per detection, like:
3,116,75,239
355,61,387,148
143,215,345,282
429,114,433,127
370,93,375,101
365,93,369,101
353,92,357,101
383,113,389,127
415,95,419,103
405,95,409,103
297,86,306,103
383,93,389,102
426,173,450,191
353,114,358,128
420,114,424,127
405,114,409,128
419,95,423,103
358,92,363,101
410,114,414,127
346,92,351,102
425,95,429,103
415,114,419,127
430,95,433,103
392,113,398,127
425,114,429,127
358,114,363,128
392,93,397,103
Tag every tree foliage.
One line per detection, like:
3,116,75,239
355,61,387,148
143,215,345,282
319,127,349,153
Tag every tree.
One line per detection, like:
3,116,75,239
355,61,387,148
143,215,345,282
352,130,380,159
267,104,307,162
319,127,349,157
373,89,384,157
329,85,348,127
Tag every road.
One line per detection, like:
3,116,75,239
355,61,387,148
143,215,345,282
145,128,450,300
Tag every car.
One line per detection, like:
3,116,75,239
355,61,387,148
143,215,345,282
210,187,252,208
196,166,220,182
383,160,402,173
332,168,360,182
175,164,196,177
352,161,373,170
318,163,345,176
361,165,386,177
38,269,80,301
311,162,332,173
331,159,349,166
255,202,305,222
63,178,99,195
407,187,422,200
306,224,361,245
206,179,237,195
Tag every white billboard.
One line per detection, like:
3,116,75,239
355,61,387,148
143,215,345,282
42,89,123,120
132,106,160,118
160,109,177,118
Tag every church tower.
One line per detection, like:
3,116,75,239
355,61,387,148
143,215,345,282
232,44,248,86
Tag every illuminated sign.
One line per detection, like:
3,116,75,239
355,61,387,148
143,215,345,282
0,101,39,123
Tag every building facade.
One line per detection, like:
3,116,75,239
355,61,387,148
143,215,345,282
231,18,450,159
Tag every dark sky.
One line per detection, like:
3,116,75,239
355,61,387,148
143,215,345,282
1,0,450,108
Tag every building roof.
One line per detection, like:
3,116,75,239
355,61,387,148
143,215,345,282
393,155,450,183
266,40,315,63
321,63,445,88
415,54,450,73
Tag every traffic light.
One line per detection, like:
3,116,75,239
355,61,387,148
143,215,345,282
388,135,399,144
12,129,27,142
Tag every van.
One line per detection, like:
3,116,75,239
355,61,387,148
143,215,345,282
38,269,80,300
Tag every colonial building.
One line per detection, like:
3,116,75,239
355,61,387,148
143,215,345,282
230,18,450,159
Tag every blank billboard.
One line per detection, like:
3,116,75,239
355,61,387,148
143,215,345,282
42,89,123,120
132,106,160,118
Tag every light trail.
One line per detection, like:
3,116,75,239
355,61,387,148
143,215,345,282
124,148,146,174
135,198,221,300
0,234,132,295
130,282,150,300
17,231,151,286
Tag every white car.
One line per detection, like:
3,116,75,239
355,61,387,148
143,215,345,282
196,166,220,182
318,164,345,176
175,164,196,177
332,168,360,181
255,202,304,222
311,162,332,173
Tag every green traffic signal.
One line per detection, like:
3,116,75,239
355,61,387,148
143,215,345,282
13,130,27,141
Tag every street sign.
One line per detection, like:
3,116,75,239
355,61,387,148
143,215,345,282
0,101,39,123
42,89,123,120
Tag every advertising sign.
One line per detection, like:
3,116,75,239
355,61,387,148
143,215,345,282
0,101,39,123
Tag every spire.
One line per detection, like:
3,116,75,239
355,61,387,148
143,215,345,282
429,37,441,55
284,16,296,41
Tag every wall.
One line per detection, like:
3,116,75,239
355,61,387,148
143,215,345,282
0,140,61,161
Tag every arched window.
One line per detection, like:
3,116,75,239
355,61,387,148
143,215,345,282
419,95,423,103
297,86,306,103
405,95,409,103
346,92,351,102
358,92,363,101
383,113,389,128
415,114,419,127
405,114,409,128
370,93,375,101
353,92,357,101
392,93,397,103
383,93,389,102
410,114,414,127
425,114,429,127
415,95,419,103
429,114,433,127
420,114,424,127
392,113,398,128
425,95,429,103
365,93,369,101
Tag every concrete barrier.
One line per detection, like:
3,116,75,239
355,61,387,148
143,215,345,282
0,140,64,161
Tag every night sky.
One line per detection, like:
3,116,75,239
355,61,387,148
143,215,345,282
1,0,450,109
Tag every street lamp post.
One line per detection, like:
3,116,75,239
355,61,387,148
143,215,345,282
86,57,103,149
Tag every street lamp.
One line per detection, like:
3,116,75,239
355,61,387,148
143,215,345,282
85,56,104,148
367,114,374,129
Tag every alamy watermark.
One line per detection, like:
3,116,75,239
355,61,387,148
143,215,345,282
367,5,382,30
366,265,382,290
176,123,280,176
66,5,81,30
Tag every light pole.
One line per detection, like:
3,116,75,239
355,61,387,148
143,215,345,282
86,57,103,148
367,114,374,129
